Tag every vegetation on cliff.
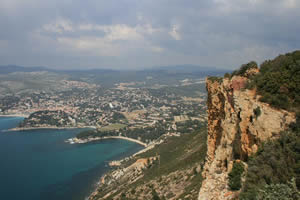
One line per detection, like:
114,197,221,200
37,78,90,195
231,61,258,78
228,161,244,191
218,50,300,199
256,178,300,200
240,115,300,200
246,50,300,111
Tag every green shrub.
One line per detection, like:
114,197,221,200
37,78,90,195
248,50,300,111
228,161,244,191
240,126,300,199
257,178,300,200
131,189,136,194
120,192,126,200
253,107,261,119
207,76,223,83
231,61,258,78
245,80,256,89
224,73,231,78
152,189,161,200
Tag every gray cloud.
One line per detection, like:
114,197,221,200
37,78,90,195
0,0,299,70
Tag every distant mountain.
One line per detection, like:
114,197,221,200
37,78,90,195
0,64,229,74
0,65,118,75
0,65,51,74
0,64,230,89
148,64,229,73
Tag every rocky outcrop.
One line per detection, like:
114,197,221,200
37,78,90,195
198,74,295,200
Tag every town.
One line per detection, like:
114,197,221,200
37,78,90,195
0,79,207,143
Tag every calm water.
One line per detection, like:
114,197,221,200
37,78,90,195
0,117,143,200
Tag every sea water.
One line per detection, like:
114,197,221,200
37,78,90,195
0,117,143,200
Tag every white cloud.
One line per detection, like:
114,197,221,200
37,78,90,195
78,24,95,31
1,0,299,69
151,46,164,53
57,37,121,56
43,18,73,34
169,24,181,40
78,23,142,41
103,24,143,41
37,18,167,57
43,20,149,41
138,24,161,35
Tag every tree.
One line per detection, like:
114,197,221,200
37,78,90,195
228,161,244,191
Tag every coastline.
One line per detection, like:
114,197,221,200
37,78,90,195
0,117,144,200
1,115,152,199
7,126,96,132
87,139,160,200
66,135,153,200
67,136,148,147
0,114,29,118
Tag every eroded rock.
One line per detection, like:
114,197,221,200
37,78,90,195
198,74,295,200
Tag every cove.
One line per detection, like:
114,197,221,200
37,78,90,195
0,117,143,200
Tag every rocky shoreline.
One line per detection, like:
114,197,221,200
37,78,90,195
87,139,161,200
66,136,163,199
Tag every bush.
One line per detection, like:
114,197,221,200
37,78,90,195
240,127,300,199
228,161,244,191
231,61,258,78
152,189,161,200
224,73,231,78
253,107,261,119
248,50,300,111
131,189,136,194
257,178,300,200
207,76,223,83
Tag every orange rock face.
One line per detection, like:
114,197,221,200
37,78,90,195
198,74,295,200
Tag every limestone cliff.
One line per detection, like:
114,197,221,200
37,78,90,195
198,73,295,200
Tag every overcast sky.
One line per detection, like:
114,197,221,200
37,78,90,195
0,0,299,70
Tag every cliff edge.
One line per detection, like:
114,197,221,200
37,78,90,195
198,70,295,200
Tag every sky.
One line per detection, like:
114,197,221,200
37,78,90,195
0,0,299,70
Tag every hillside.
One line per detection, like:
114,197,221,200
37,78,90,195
0,71,69,95
89,126,207,200
0,65,227,90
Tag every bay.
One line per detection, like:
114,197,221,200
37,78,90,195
0,117,143,200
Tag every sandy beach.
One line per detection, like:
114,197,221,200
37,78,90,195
0,114,29,118
67,135,147,147
102,136,147,147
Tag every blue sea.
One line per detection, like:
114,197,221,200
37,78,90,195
0,117,143,200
